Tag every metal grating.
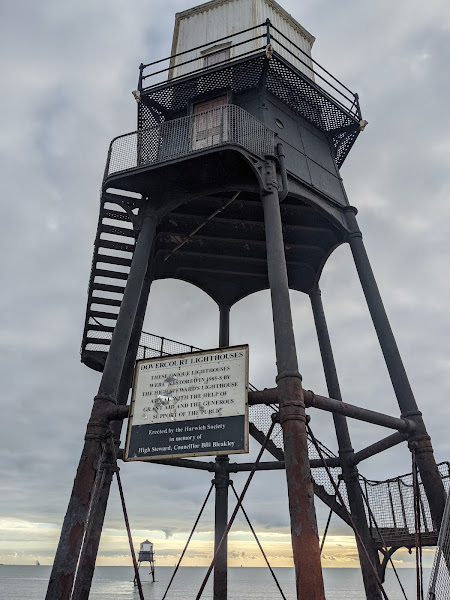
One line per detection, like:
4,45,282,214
428,491,450,599
246,381,450,548
266,57,355,131
139,53,360,169
363,463,450,547
249,402,349,509
331,128,361,169
136,332,201,360
141,55,266,120
105,104,275,180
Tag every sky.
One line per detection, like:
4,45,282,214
1,0,450,579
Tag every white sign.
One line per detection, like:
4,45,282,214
124,345,249,461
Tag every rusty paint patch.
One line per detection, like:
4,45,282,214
293,521,303,537
60,573,74,600
73,449,98,505
70,522,84,554
277,375,325,597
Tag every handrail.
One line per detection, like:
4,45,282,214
141,23,265,70
271,36,355,107
270,23,355,97
138,22,266,90
138,20,360,121
103,104,275,180
141,40,266,83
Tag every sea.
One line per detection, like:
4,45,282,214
0,565,431,599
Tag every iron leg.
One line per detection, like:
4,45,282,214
261,159,325,600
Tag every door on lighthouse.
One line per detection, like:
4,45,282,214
192,97,228,150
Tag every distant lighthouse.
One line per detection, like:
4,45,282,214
136,539,155,583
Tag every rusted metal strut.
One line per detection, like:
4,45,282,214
249,388,415,433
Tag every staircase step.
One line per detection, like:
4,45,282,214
95,254,132,267
91,283,125,294
86,324,116,333
98,239,135,253
93,269,129,281
100,224,138,238
89,296,122,307
89,310,119,321
85,336,112,346
101,208,134,222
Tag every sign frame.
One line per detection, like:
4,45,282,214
124,344,249,461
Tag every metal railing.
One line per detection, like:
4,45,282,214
363,464,450,547
428,489,450,598
138,20,361,121
104,104,275,180
248,392,450,548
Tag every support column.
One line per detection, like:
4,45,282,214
310,286,382,600
213,304,231,600
219,305,230,349
46,206,158,600
71,274,153,600
345,207,446,529
261,159,325,599
213,455,230,600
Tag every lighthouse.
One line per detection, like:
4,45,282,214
136,539,155,583
46,1,447,599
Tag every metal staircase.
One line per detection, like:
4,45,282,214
81,191,143,372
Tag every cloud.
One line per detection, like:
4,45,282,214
162,528,175,540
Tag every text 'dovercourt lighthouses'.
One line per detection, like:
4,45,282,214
46,1,448,599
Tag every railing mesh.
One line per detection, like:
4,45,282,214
85,321,202,358
428,491,450,599
363,465,450,547
105,105,275,179
136,332,201,360
247,374,450,547
249,395,450,547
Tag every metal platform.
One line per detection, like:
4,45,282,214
138,21,362,168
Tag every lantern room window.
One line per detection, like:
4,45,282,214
201,42,231,68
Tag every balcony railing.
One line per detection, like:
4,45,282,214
138,20,361,122
104,105,275,180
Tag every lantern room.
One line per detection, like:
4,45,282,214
169,0,315,80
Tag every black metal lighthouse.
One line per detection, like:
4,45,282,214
46,1,448,599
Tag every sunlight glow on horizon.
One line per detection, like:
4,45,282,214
0,519,436,569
